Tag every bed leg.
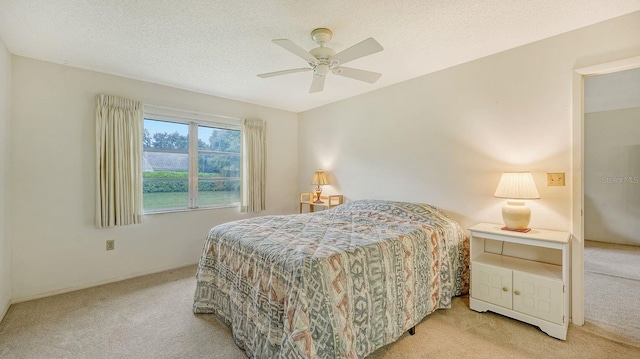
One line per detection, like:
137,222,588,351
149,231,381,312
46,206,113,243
408,326,416,335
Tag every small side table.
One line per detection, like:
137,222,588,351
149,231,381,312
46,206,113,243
299,192,343,213
469,223,570,340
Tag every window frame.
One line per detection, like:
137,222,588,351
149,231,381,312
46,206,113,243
143,107,241,214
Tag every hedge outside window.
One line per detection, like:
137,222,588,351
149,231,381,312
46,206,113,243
143,117,240,212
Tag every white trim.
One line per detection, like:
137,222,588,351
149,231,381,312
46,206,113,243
188,123,198,208
571,55,640,326
571,70,584,326
9,262,198,305
0,298,10,323
143,203,239,215
576,55,640,76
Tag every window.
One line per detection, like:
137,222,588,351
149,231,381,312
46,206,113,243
142,113,241,213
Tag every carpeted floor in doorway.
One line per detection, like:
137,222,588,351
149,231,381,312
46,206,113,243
583,239,640,347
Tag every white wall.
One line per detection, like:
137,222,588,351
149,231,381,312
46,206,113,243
584,67,640,245
0,36,11,320
10,57,298,301
584,67,640,113
584,107,640,245
298,11,640,232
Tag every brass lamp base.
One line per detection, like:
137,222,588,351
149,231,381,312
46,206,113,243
314,187,324,203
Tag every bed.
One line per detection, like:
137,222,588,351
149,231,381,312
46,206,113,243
193,199,469,358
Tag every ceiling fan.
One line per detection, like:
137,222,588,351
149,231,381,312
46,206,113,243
257,28,383,93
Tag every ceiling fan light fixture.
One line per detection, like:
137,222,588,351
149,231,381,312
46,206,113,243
314,63,330,76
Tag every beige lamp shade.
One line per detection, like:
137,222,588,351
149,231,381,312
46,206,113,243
494,172,540,199
494,172,539,230
311,170,329,185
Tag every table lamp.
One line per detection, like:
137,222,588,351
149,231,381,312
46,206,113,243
494,172,540,231
311,169,328,203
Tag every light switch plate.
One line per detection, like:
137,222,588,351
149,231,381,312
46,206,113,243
547,172,565,186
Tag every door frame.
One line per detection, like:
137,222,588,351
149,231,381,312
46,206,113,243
571,55,640,325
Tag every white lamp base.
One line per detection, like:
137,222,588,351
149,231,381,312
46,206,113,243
502,200,531,230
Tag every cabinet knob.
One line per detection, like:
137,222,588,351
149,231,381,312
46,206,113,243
514,290,521,295
502,287,508,292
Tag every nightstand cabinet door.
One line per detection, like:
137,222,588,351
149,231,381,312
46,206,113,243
513,272,564,324
472,262,512,309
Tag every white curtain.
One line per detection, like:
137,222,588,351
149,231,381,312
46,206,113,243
95,94,143,227
241,118,266,212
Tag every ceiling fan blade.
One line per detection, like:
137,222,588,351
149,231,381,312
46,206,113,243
272,39,318,65
309,75,326,93
334,67,382,83
257,68,311,78
331,38,383,65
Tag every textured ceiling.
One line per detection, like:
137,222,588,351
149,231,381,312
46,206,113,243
1,1,639,113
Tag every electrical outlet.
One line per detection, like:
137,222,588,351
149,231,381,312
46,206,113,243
547,172,565,186
106,240,115,251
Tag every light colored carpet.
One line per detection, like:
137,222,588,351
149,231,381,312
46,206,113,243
0,264,638,359
584,240,640,347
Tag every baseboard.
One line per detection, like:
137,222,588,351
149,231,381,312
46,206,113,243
0,297,10,323
10,262,198,304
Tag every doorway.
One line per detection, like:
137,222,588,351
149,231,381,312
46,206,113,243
572,56,640,339
571,55,640,327
582,67,640,345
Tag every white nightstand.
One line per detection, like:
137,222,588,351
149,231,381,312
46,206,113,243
469,223,571,340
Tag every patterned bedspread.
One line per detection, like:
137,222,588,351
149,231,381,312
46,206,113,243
193,200,469,358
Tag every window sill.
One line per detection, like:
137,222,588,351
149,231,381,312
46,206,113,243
144,203,240,215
